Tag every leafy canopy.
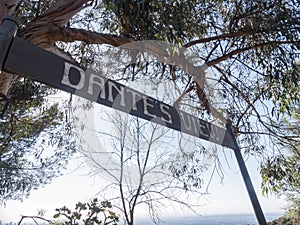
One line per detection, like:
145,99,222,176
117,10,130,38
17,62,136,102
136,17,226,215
0,0,299,203
0,78,74,202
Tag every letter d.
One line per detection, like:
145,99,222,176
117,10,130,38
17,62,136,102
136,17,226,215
61,62,85,89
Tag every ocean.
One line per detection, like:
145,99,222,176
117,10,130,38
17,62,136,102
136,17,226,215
136,213,283,225
0,213,283,225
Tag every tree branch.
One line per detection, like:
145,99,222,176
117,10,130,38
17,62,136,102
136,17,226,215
183,26,300,49
214,65,294,140
183,30,256,48
24,24,292,128
18,215,52,225
173,83,196,108
195,83,227,124
207,40,297,66
49,26,133,46
34,26,228,124
20,25,132,50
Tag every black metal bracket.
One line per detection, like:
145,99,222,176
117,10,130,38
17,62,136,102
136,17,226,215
0,16,19,117
0,16,19,71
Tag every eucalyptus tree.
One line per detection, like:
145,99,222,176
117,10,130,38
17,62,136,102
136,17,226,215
0,1,76,202
261,104,300,221
0,78,75,201
0,0,299,203
261,104,299,197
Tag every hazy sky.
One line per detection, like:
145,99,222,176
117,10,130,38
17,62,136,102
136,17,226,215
0,144,287,223
0,85,288,223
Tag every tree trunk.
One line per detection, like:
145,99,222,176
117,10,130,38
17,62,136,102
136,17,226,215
0,0,91,97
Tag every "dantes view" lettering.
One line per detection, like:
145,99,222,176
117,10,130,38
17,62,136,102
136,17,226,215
61,62,229,147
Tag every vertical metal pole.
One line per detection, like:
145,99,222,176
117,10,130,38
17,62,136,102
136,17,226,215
0,16,19,71
226,122,267,225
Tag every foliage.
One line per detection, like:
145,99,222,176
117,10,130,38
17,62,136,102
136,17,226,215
68,0,300,149
284,197,300,225
0,0,299,214
0,78,75,202
261,105,299,196
0,0,74,202
168,145,211,191
17,199,119,225
53,198,119,225
100,0,206,42
268,200,300,225
79,0,300,196
261,151,300,197
17,0,54,24
262,105,300,225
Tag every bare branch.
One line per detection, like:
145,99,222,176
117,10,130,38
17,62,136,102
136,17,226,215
173,83,196,108
18,215,52,225
207,40,297,66
183,26,300,48
183,30,256,48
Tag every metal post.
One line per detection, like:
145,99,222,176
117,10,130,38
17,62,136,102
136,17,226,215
0,16,19,71
226,122,267,225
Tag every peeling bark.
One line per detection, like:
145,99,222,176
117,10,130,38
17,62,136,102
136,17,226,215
21,25,133,48
42,0,93,26
20,0,93,43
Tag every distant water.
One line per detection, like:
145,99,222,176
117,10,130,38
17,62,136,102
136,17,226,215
0,213,283,225
136,213,283,225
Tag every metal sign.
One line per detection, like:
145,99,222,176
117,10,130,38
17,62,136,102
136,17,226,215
3,37,236,149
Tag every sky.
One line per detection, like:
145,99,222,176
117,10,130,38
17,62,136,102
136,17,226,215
0,87,288,224
0,64,288,223
0,139,287,223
